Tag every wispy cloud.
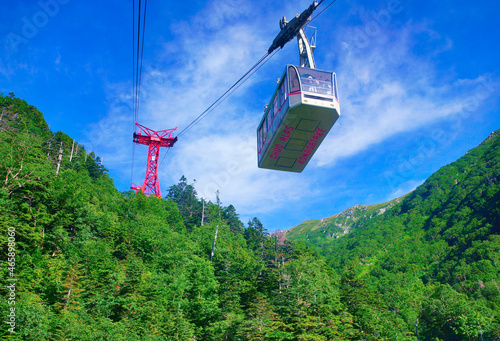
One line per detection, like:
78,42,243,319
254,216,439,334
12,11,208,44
87,2,490,217
314,21,484,167
194,0,252,30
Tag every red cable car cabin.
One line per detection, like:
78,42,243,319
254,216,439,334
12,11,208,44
257,65,340,172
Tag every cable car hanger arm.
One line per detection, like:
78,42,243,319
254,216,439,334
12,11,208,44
267,1,322,54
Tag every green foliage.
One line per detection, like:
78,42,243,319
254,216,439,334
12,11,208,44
1,95,499,339
287,129,500,339
0,94,51,139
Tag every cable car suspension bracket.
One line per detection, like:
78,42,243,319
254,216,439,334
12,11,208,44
267,1,320,55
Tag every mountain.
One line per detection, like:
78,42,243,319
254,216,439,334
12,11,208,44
285,196,406,243
286,129,500,339
1,92,499,340
287,129,499,268
0,93,362,340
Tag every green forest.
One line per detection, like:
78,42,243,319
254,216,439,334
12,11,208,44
0,92,499,340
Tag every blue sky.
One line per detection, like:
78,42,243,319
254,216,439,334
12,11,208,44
1,0,499,232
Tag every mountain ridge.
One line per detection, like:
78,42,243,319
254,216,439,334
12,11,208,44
286,129,499,246
285,195,408,243
283,128,500,338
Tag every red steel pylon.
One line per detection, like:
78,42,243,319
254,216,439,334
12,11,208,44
131,122,177,197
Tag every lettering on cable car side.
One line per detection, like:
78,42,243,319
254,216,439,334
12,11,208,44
279,126,294,142
270,126,295,159
297,128,326,165
270,144,284,159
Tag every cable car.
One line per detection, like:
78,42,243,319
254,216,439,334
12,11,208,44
257,64,340,172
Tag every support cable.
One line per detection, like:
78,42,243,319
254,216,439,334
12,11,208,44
158,145,172,168
138,0,148,116
132,0,148,123
134,0,141,121
131,0,148,186
131,0,136,183
132,0,136,124
175,0,337,140
310,0,337,22
160,49,279,168
157,0,338,168
176,51,272,138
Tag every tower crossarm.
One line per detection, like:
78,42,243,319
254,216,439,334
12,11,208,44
134,121,177,138
132,121,178,197
133,133,178,147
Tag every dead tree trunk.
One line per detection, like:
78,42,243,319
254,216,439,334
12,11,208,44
55,142,63,175
69,140,75,162
201,199,205,226
210,225,219,263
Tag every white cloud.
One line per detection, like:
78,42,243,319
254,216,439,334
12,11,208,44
87,3,490,218
194,0,252,30
313,21,485,167
167,124,310,213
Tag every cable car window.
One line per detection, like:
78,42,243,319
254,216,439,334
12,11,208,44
288,66,300,93
280,76,287,105
258,125,263,151
257,126,264,152
301,74,320,93
273,97,279,119
266,110,272,131
333,73,338,99
321,73,332,96
296,67,333,95
275,86,280,108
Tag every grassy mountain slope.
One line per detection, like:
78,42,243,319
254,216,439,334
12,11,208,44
286,196,405,243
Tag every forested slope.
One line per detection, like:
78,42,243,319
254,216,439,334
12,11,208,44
0,94,355,340
287,129,500,340
1,93,499,340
